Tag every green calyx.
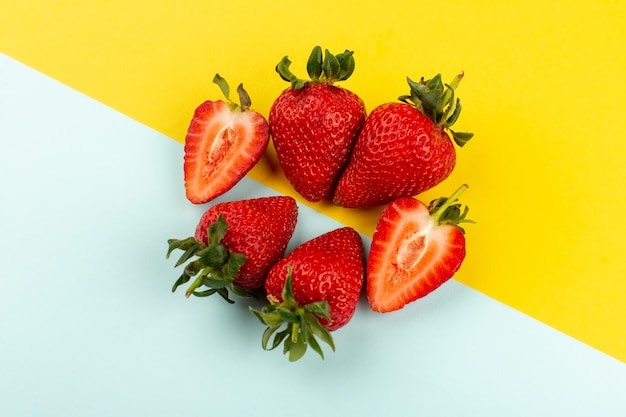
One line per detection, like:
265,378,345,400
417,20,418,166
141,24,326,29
212,73,252,111
166,214,251,303
398,72,474,147
428,184,476,234
249,267,335,362
276,45,356,90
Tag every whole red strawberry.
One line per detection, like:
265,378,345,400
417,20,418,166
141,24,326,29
184,74,269,204
250,227,365,361
166,196,298,302
333,73,473,208
367,185,474,312
269,46,366,202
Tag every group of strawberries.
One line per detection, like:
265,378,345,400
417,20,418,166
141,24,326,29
167,46,475,361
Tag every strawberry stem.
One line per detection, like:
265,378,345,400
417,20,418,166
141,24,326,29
448,72,463,90
427,184,475,233
184,274,205,298
431,184,469,222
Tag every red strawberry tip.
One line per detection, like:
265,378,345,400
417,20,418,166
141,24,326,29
275,45,356,90
249,267,336,362
398,72,474,147
428,184,476,233
166,214,254,303
212,73,253,111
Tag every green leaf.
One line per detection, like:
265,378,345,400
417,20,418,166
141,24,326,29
229,285,256,300
426,74,443,92
335,50,355,81
215,287,235,304
407,77,427,100
295,79,310,89
288,337,308,362
174,244,202,268
282,336,292,355
459,206,475,223
166,236,198,259
306,46,323,80
440,84,454,112
305,301,331,321
307,314,335,351
307,332,325,359
445,98,463,127
299,314,310,344
183,259,203,276
261,325,281,350
191,288,218,297
439,84,456,125
221,251,247,279
322,49,341,81
272,328,290,351
249,306,267,324
450,130,474,147
236,83,252,110
276,56,296,83
212,73,230,101
276,55,308,89
171,272,191,293
277,307,300,323
251,306,283,327
263,312,285,328
198,244,228,267
202,276,234,289
207,214,228,245
422,90,442,116
281,268,297,305
398,94,412,104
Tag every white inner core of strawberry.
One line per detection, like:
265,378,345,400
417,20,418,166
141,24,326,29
204,126,235,176
396,232,426,270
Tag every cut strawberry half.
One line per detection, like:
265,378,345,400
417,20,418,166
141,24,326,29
366,184,474,313
184,74,269,204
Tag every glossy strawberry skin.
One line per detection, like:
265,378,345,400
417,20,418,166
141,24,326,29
333,102,456,208
184,100,269,204
264,227,365,331
269,83,365,202
194,196,298,290
366,197,466,312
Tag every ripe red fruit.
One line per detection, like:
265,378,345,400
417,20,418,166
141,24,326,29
269,46,366,202
250,227,365,361
366,185,474,313
184,74,269,204
333,73,473,208
166,196,298,302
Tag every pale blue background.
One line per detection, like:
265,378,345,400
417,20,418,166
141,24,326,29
1,54,625,416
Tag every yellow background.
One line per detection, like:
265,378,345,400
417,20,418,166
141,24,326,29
2,0,625,362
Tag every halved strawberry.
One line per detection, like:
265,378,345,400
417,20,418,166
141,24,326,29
166,196,298,303
184,74,269,204
366,185,474,313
